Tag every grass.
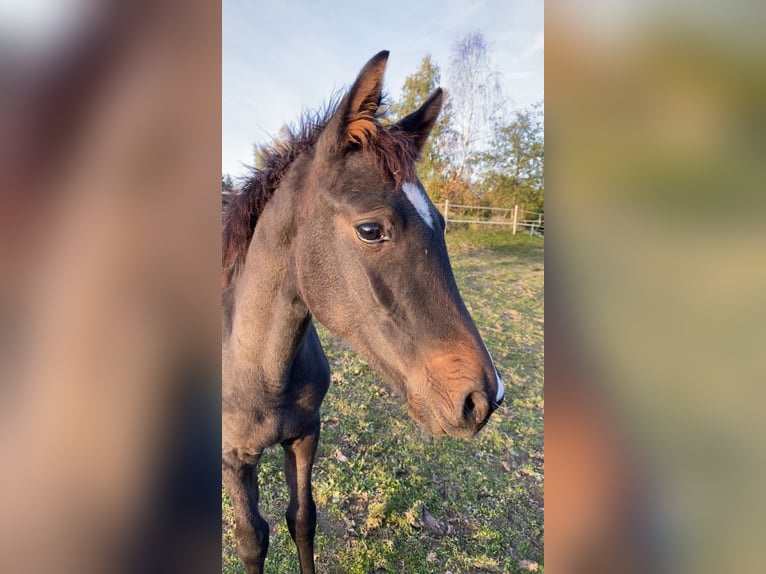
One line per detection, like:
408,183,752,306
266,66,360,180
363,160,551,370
223,227,544,573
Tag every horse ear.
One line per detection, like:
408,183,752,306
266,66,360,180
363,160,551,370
322,50,389,151
393,88,444,152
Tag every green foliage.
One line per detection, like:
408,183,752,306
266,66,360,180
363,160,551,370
222,173,234,192
388,55,454,203
388,36,544,213
481,104,544,212
222,229,544,574
388,54,441,121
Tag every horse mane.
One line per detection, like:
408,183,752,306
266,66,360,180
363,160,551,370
222,94,420,290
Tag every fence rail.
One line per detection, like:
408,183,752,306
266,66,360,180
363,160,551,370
438,200,544,236
223,189,544,237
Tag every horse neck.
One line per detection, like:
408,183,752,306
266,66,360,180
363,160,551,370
227,172,310,384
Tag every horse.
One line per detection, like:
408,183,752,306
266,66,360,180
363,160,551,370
222,51,505,574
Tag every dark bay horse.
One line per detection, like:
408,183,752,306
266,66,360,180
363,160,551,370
222,51,504,574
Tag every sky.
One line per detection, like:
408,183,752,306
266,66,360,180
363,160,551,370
223,0,543,179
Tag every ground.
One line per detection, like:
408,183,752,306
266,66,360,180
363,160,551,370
222,227,544,573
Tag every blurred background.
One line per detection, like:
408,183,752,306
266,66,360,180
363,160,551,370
546,0,766,572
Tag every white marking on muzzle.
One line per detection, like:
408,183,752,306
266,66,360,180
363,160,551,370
402,181,434,229
482,341,505,403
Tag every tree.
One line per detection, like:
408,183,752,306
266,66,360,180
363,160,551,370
481,103,544,213
222,173,234,192
388,55,453,202
447,31,505,183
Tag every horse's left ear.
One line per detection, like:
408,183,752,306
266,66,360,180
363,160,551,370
393,88,444,152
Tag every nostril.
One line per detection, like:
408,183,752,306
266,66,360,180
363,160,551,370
462,391,490,425
463,394,475,418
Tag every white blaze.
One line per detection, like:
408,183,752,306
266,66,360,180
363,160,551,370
402,181,434,229
496,376,505,403
483,342,505,403
402,179,502,401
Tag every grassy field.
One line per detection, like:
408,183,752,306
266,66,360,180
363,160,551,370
223,228,544,573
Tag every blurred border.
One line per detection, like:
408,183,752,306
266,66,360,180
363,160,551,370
546,1,766,573
0,1,221,573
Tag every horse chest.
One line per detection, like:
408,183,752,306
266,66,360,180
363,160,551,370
223,330,330,453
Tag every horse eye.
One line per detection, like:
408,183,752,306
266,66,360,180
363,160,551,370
355,222,385,243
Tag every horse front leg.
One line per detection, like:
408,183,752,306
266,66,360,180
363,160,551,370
222,450,270,574
282,423,320,574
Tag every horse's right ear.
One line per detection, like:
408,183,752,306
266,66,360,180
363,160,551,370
393,88,443,152
319,51,389,153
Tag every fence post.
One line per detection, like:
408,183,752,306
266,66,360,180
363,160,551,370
444,199,450,231
512,204,518,235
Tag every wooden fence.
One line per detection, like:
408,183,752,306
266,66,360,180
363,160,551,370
439,200,544,236
223,190,544,237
